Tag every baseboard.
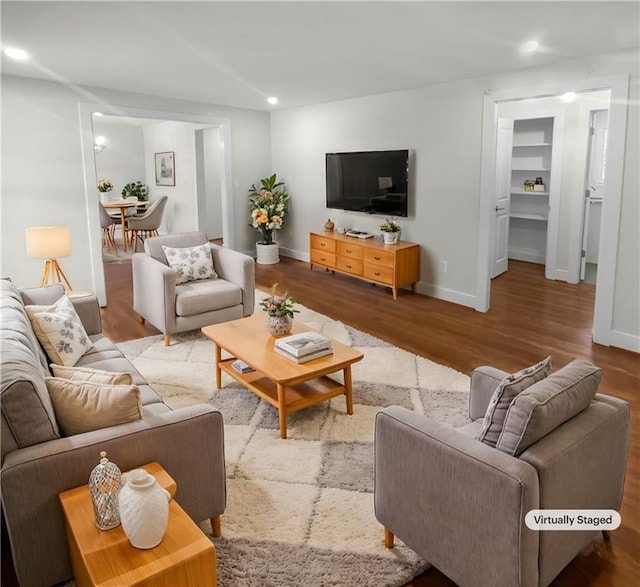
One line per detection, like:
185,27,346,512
417,282,477,309
508,249,545,264
609,330,640,353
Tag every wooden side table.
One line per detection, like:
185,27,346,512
59,462,216,587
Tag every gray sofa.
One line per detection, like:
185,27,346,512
0,280,226,587
374,363,630,587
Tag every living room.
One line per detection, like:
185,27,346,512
2,2,639,587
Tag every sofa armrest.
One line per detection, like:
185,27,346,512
70,294,102,335
211,244,255,316
1,404,225,587
375,405,539,587
469,365,508,420
131,252,177,332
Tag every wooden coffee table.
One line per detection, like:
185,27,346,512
202,314,364,439
59,462,216,587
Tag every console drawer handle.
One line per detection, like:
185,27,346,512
321,257,326,262
320,243,326,247
346,264,352,269
374,256,381,260
374,272,381,276
346,249,352,253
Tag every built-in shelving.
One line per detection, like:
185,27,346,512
510,212,548,221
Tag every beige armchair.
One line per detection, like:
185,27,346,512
132,232,255,346
374,360,629,587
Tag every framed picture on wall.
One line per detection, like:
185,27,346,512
155,151,175,186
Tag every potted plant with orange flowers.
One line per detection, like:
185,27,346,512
249,174,289,264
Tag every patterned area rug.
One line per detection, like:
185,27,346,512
117,296,471,586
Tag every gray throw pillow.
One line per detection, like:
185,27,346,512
495,359,601,456
475,356,552,447
161,243,218,284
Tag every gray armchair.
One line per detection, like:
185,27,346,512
132,231,255,346
375,362,629,587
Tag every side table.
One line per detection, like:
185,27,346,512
59,462,217,587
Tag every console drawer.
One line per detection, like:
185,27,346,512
310,234,336,253
336,256,363,276
363,263,393,285
311,249,336,267
363,248,394,268
336,241,363,260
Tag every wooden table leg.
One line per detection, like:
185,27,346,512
120,207,128,253
344,365,354,415
277,383,287,439
214,344,222,389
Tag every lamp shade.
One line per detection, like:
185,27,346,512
25,227,72,259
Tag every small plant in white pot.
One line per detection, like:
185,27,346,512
380,219,401,244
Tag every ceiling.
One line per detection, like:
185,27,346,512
2,1,638,111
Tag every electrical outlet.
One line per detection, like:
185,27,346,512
439,260,448,273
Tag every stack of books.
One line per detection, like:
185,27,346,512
274,332,333,363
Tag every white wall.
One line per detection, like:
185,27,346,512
1,75,271,293
93,121,146,201
271,48,639,344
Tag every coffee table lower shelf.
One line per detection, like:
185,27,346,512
219,358,351,437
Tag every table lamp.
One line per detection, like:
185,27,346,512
25,226,73,290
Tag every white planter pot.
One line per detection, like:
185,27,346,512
383,232,399,244
256,242,279,265
99,192,112,205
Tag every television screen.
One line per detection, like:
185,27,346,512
326,150,409,217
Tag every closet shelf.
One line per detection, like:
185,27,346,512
511,190,549,196
512,142,552,148
510,212,548,221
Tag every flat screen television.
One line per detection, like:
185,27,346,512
326,149,409,217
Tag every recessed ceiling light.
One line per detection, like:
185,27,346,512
267,97,278,105
4,47,29,61
560,92,577,103
520,40,539,54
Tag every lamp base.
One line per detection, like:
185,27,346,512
42,259,72,291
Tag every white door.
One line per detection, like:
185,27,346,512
491,117,514,278
580,109,608,280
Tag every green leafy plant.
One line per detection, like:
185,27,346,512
380,219,401,232
259,283,299,318
249,174,289,245
121,181,148,201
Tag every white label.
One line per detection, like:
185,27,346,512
525,510,621,531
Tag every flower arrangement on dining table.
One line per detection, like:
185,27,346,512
249,174,289,245
97,179,113,193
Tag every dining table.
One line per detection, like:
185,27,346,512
102,200,139,253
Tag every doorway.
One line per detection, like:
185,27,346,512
477,75,629,346
79,103,235,306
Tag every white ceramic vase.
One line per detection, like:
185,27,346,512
256,242,280,265
99,192,112,205
118,469,171,549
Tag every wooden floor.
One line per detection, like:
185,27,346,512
4,257,636,586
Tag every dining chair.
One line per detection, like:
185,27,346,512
99,202,117,254
126,196,169,251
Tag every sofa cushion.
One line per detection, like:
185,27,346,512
45,377,142,436
175,279,242,317
162,243,218,284
25,295,93,366
475,356,551,447
50,364,133,385
496,359,601,456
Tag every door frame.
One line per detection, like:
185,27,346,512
476,74,629,346
78,103,234,306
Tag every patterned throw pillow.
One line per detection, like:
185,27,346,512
475,356,552,447
25,295,93,367
161,243,218,284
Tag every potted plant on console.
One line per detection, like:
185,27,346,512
249,174,289,264
380,219,401,244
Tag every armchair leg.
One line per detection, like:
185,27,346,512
164,334,171,346
384,527,395,548
211,515,222,537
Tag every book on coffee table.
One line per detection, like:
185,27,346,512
275,332,332,358
274,345,334,364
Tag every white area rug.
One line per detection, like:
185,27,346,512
117,295,471,586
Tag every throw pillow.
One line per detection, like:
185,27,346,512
25,295,93,367
45,377,142,436
50,364,133,385
495,359,601,456
161,243,218,284
475,356,552,447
